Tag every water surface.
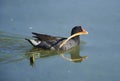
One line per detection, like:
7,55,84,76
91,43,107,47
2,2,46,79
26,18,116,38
0,0,120,81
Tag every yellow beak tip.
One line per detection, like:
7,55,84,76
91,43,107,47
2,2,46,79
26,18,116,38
86,31,88,34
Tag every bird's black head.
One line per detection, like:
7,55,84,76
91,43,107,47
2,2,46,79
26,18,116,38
71,26,84,35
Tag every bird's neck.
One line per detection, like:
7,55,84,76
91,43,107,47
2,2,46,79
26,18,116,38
72,36,80,44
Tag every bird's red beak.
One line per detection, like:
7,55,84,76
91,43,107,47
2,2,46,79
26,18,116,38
81,28,88,34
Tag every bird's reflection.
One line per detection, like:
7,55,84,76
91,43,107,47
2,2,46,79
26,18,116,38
25,45,88,66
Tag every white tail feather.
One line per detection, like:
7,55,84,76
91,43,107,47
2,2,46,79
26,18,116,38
30,39,41,46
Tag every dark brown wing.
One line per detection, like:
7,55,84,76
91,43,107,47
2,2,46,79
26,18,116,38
32,32,62,41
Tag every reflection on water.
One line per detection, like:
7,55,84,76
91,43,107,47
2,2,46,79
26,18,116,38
25,45,88,66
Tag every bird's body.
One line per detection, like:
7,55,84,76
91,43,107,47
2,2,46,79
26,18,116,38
26,26,88,50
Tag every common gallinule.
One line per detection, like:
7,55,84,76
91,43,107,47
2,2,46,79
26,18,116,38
25,26,88,50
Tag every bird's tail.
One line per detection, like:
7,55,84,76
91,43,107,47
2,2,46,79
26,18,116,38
25,38,41,46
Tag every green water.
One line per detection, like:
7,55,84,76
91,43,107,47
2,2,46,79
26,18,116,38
0,0,120,81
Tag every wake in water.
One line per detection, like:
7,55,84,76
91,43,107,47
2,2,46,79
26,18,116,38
0,31,31,63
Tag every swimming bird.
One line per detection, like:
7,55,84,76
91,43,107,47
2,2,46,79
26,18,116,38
25,26,88,50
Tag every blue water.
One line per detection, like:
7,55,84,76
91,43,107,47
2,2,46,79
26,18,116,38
0,0,120,81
